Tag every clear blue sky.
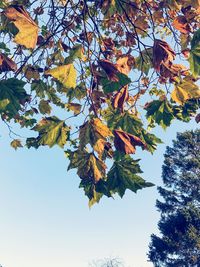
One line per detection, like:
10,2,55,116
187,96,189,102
0,118,198,267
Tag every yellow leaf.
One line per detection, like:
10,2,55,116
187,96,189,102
88,154,106,183
56,0,66,5
45,64,77,88
4,6,39,49
93,139,107,157
67,103,82,115
171,80,200,105
92,118,113,138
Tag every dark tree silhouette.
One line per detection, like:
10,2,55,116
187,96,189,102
148,129,200,267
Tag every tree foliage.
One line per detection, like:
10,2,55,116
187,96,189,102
0,0,200,204
148,130,200,266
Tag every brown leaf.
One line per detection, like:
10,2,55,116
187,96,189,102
0,53,17,72
113,86,129,112
116,55,134,75
153,39,175,72
160,62,188,79
98,59,119,82
114,129,147,154
172,16,191,34
195,113,200,123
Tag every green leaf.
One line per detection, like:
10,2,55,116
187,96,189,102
27,116,70,148
38,99,52,114
189,29,200,77
0,78,29,117
135,48,153,75
79,179,103,207
107,155,154,197
100,72,131,93
64,44,84,64
145,100,174,129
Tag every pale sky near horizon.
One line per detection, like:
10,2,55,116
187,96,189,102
0,118,198,267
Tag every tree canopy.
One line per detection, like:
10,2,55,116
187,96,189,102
148,130,200,266
0,0,200,205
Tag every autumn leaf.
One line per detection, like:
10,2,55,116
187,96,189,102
195,113,200,123
10,139,23,150
79,118,113,154
172,16,191,34
4,5,39,49
67,103,82,115
112,86,129,112
0,99,9,111
26,116,70,148
153,39,175,72
25,65,40,80
98,59,120,82
38,100,52,114
0,53,17,72
171,79,200,105
116,55,134,75
67,150,106,183
113,129,147,154
45,64,77,89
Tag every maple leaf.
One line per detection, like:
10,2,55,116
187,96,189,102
145,100,174,129
189,29,200,77
4,5,39,49
113,129,147,154
66,103,82,115
195,113,200,123
0,53,17,72
26,116,70,148
116,55,134,75
10,139,23,150
135,48,153,75
107,155,154,197
67,150,106,183
0,78,29,117
45,64,77,89
171,79,200,105
25,65,40,80
98,59,120,82
172,16,191,34
153,39,175,72
38,100,52,114
160,62,188,79
79,118,113,154
112,86,129,112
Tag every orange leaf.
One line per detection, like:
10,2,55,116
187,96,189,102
172,16,191,34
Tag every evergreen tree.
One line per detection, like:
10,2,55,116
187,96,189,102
148,130,200,267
